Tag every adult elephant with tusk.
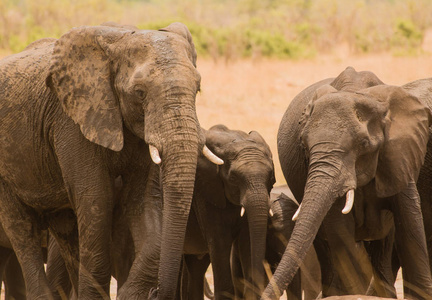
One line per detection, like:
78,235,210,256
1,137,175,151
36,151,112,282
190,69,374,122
264,67,432,299
0,22,222,299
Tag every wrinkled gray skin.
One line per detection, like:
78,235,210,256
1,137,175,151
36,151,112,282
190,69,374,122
264,192,321,300
183,124,275,299
115,125,275,299
0,22,206,299
264,67,432,299
0,225,25,300
402,77,432,275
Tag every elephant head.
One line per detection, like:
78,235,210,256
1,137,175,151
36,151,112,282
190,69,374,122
265,67,431,298
205,124,276,298
46,23,222,298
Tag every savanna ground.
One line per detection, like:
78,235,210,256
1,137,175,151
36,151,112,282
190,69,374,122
1,27,431,300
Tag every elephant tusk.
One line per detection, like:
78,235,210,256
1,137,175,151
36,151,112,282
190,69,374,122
203,145,224,165
342,189,355,214
269,209,274,217
149,145,161,165
292,203,301,221
241,207,245,217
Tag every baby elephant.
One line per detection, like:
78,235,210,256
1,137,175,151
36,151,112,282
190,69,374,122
180,124,276,299
233,190,321,300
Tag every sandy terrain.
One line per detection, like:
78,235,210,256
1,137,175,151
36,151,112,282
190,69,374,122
196,51,432,185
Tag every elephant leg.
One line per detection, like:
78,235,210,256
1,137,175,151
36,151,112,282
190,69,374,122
183,254,211,300
417,144,432,274
392,182,432,299
0,183,53,299
46,232,73,300
4,252,26,300
231,244,245,299
301,248,321,300
46,208,79,299
111,201,134,289
0,247,13,300
117,165,162,300
364,226,397,298
209,239,235,300
321,199,373,296
285,270,301,300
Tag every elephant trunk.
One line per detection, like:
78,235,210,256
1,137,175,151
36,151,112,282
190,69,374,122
244,191,270,299
262,152,350,299
149,99,201,299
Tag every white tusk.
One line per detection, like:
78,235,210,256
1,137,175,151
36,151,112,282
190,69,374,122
149,145,161,165
241,207,245,217
292,203,301,221
342,189,355,214
269,209,274,217
203,145,224,165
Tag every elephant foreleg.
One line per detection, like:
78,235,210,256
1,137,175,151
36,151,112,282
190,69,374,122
364,226,397,298
0,182,53,299
183,254,211,300
4,252,26,300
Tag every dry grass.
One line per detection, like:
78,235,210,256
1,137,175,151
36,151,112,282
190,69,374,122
196,42,432,185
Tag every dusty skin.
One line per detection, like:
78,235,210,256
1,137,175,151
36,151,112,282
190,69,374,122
1,47,430,297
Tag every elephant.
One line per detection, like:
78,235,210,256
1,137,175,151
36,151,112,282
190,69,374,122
231,190,321,300
113,124,275,299
262,67,432,299
265,191,321,300
0,21,223,299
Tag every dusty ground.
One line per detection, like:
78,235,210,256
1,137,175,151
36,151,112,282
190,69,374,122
196,51,432,185
2,41,431,298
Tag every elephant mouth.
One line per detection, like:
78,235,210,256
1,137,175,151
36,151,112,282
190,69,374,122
149,144,223,165
292,188,355,221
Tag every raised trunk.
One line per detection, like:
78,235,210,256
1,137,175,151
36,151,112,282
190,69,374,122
244,192,270,299
262,154,346,299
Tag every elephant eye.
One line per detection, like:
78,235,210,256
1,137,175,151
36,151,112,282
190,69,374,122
360,138,370,149
135,88,147,99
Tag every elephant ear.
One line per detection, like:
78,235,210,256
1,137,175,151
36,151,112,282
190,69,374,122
159,22,197,67
47,26,129,151
196,154,227,209
364,85,432,197
202,125,238,209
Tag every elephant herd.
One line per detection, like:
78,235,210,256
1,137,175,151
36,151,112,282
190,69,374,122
0,21,432,300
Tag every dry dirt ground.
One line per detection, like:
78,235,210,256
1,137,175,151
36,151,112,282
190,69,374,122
2,44,431,298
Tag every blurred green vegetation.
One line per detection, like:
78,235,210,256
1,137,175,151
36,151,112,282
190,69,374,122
0,0,431,59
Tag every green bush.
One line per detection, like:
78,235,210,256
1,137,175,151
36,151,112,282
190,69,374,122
0,0,431,58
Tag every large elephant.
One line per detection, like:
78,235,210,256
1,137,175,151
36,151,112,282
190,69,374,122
0,22,222,299
263,67,432,299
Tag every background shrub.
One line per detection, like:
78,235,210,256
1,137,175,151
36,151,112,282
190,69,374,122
1,0,431,59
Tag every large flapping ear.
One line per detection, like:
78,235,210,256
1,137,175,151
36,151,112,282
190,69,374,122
47,26,130,151
159,22,197,67
363,85,432,197
299,84,337,127
331,66,384,92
